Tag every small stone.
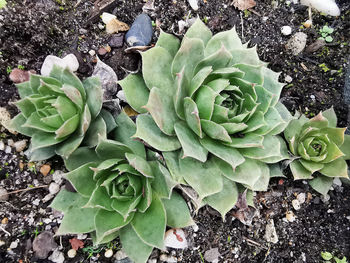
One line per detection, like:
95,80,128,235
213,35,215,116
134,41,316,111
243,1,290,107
292,199,301,210
14,140,27,152
126,14,153,46
40,164,51,176
105,249,114,258
187,0,199,10
303,19,312,28
297,193,306,204
109,33,124,48
159,254,177,263
178,20,187,34
67,249,77,258
0,141,4,151
98,23,105,30
313,196,320,204
286,210,296,222
42,194,54,203
281,26,292,36
10,240,18,249
52,171,64,185
264,219,278,243
305,39,326,53
115,250,128,260
310,95,315,100
98,47,108,56
285,32,307,55
285,75,293,83
101,12,116,24
43,218,52,224
106,18,129,34
117,90,127,102
0,240,5,246
32,231,58,259
192,224,199,232
48,249,65,263
0,107,11,127
204,248,220,263
321,194,330,203
9,68,32,83
79,28,88,35
1,217,8,224
41,54,79,76
164,228,188,249
7,139,14,146
0,187,9,201
77,234,87,240
62,54,79,72
89,50,96,56
5,146,11,153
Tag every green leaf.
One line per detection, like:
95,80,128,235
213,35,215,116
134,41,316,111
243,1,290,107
99,108,117,133
31,131,64,151
144,87,180,136
83,115,107,147
85,185,113,211
225,133,263,148
96,138,132,159
149,161,177,199
290,160,313,180
119,224,153,263
205,27,242,57
65,162,98,197
28,146,57,161
261,67,284,106
299,159,324,173
53,95,77,121
319,158,349,178
131,193,166,249
174,121,208,162
156,29,180,57
16,81,33,99
184,18,212,46
55,114,80,139
23,112,56,132
94,209,133,244
118,74,149,113
179,156,223,199
83,76,103,119
200,136,244,169
64,146,101,171
321,251,333,261
50,188,82,212
340,134,350,160
162,191,194,228
310,175,334,196
173,67,187,119
201,119,232,143
195,85,217,120
183,97,203,137
15,98,36,119
163,151,185,183
6,113,35,136
195,45,233,74
125,153,154,178
134,114,181,151
55,135,84,158
78,104,91,136
189,66,212,97
204,177,238,218
114,111,146,158
61,84,84,111
141,47,174,93
322,107,337,127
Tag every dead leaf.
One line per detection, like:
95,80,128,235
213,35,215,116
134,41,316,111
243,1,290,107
232,0,256,10
106,18,129,34
232,190,258,225
69,238,84,251
123,105,139,117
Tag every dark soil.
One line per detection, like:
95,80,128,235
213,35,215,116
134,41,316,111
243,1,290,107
0,0,349,262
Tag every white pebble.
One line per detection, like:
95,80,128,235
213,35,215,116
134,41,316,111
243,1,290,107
32,199,40,206
300,0,340,16
10,240,18,249
89,50,96,56
297,193,306,204
187,0,199,10
67,249,77,258
49,183,60,195
192,224,199,232
310,95,315,100
0,141,4,151
98,23,105,30
7,139,14,147
164,228,188,249
0,240,5,246
62,54,79,72
285,75,293,83
281,26,292,36
104,249,114,258
14,140,27,152
286,211,296,222
5,146,11,154
292,199,301,210
114,250,127,260
101,12,116,24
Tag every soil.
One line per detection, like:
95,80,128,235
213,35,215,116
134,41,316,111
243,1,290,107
0,0,349,262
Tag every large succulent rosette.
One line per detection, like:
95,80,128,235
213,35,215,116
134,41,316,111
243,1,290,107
119,19,291,216
51,112,193,263
284,108,350,195
7,65,115,160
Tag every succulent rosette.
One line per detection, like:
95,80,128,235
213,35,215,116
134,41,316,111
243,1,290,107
119,19,291,216
284,108,350,195
50,112,193,263
6,65,116,160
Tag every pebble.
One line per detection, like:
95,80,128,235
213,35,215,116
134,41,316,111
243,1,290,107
48,249,65,263
32,231,58,259
79,28,88,35
148,259,157,263
52,171,64,185
117,90,127,102
115,250,128,260
305,39,326,53
109,33,124,48
10,240,18,249
40,164,51,176
5,146,11,154
92,57,118,100
43,193,54,203
292,199,301,210
9,68,33,83
43,218,52,224
41,54,79,76
192,224,199,232
285,32,307,55
89,50,96,56
106,18,129,34
126,14,153,46
286,211,296,222
321,194,330,203
0,141,4,151
303,19,312,28
0,240,5,246
164,228,188,249
62,54,79,72
77,234,87,240
1,217,8,224
14,140,27,152
0,107,11,127
7,139,14,146
105,249,114,258
159,254,177,263
264,219,279,243
67,249,77,258
187,0,199,10
101,12,116,24
204,248,220,263
98,23,105,30
281,26,292,36
285,75,293,83
297,193,306,204
32,199,40,206
300,0,340,16
310,95,315,100
0,187,9,201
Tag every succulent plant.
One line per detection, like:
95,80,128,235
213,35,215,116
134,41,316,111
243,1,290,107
119,19,291,216
6,65,116,160
284,108,350,195
50,112,193,263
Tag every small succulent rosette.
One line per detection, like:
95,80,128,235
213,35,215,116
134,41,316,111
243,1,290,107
50,112,193,263
284,108,350,195
6,65,116,160
119,19,292,217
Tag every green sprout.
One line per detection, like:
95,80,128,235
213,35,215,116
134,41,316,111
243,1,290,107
319,25,334,43
6,66,12,74
17,65,25,70
0,0,6,9
321,251,347,263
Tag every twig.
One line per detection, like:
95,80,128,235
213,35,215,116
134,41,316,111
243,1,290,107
0,226,11,236
74,0,82,8
0,185,48,198
243,236,268,250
